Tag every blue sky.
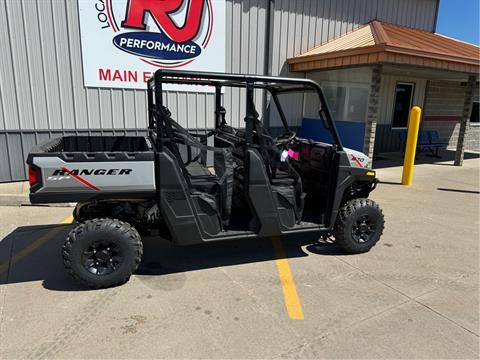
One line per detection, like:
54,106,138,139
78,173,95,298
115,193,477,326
436,0,479,45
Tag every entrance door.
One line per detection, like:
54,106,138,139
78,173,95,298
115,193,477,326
392,82,415,128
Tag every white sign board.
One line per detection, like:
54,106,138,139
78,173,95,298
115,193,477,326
78,0,225,91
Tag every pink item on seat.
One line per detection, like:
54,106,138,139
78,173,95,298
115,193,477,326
287,149,299,160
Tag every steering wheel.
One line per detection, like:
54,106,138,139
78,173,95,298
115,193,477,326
275,131,296,147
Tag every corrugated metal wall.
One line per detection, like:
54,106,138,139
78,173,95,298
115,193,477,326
0,0,439,181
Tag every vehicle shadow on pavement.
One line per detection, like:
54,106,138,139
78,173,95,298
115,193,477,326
0,224,344,291
0,224,85,291
136,233,322,276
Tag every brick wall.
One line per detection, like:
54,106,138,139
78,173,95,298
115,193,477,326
423,80,479,152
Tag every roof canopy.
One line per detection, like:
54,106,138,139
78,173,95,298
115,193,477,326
288,21,480,74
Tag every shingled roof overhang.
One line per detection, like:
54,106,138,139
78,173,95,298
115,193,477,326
288,21,480,74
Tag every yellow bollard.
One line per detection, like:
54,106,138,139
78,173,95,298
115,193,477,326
402,106,422,186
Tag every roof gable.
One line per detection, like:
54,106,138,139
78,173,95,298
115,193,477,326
296,24,376,57
382,22,479,60
289,21,480,73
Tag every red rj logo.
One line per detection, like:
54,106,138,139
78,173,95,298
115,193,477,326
121,0,205,43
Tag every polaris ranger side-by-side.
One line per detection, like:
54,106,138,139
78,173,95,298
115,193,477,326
27,70,384,288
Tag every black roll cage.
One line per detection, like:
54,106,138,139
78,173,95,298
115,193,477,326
147,69,343,152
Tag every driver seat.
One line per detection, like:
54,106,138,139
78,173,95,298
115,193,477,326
246,105,304,222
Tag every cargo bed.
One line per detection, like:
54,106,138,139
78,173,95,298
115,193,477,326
27,135,156,203
30,135,151,154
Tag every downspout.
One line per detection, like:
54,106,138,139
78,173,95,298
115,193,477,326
433,0,440,32
419,79,431,135
264,0,274,77
262,0,274,128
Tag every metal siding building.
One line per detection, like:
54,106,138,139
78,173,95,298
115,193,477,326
0,0,439,182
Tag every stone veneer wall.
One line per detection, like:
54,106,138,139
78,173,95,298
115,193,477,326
363,65,382,158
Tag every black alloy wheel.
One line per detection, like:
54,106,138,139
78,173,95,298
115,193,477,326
334,198,384,253
63,218,143,288
351,215,377,243
82,240,123,276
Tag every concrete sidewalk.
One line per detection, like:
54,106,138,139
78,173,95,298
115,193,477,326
0,181,75,207
0,181,30,206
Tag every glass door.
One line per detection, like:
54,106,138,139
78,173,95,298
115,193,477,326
392,82,415,128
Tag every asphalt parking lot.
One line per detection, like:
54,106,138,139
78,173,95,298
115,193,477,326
0,156,479,359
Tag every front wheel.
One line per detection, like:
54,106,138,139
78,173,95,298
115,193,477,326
333,198,384,253
62,218,143,288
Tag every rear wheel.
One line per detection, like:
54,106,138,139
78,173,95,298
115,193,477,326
63,218,143,288
334,198,384,253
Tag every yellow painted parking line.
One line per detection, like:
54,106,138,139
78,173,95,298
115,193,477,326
272,237,304,320
0,215,74,274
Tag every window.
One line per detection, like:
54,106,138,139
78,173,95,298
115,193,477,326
470,102,479,124
345,87,369,122
392,82,415,128
322,85,368,122
323,86,347,120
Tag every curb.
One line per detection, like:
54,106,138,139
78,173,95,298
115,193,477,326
0,194,76,207
0,194,30,206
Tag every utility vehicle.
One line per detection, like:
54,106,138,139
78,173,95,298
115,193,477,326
27,70,384,288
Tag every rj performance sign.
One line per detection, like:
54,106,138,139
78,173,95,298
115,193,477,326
79,0,225,91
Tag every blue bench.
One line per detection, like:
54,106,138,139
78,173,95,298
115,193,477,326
398,130,448,158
